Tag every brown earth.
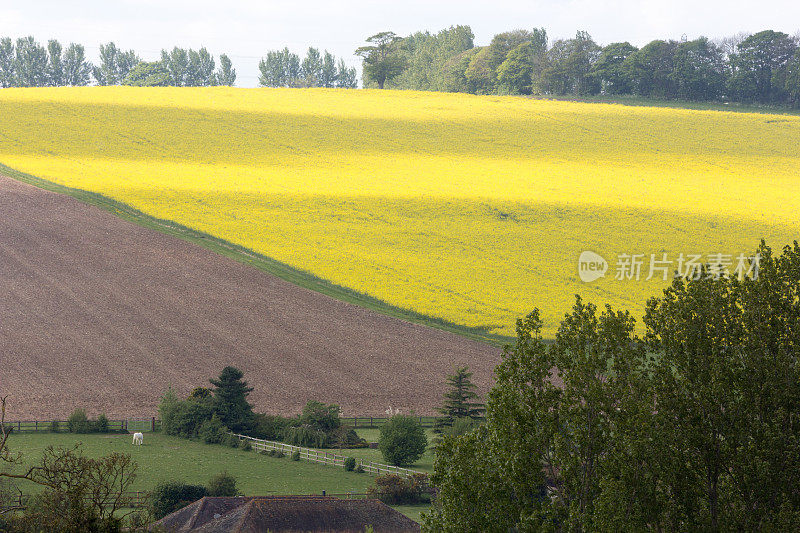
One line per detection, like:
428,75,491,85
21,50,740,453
0,176,501,420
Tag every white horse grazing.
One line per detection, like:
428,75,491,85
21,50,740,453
132,432,144,445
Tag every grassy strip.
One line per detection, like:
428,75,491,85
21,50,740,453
0,162,512,347
527,94,800,115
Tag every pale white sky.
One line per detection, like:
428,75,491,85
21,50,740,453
1,0,798,87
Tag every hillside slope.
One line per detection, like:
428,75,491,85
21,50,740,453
0,87,798,337
0,176,499,419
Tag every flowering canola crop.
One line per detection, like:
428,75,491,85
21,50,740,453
1,87,798,337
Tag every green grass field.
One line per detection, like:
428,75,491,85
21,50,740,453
3,432,432,522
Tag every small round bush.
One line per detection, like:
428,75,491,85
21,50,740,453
378,414,428,466
226,434,240,448
344,457,356,471
198,417,228,444
95,413,110,433
274,450,286,458
206,472,240,497
240,440,252,451
355,464,365,474
149,482,208,519
67,409,90,434
49,420,60,433
291,451,301,461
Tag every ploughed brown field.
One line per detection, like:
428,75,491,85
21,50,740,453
0,176,500,420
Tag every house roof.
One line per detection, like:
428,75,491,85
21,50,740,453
151,496,421,533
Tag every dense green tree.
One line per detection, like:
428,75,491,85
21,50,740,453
46,39,63,86
497,42,535,94
590,42,637,94
441,48,479,93
426,242,800,531
300,47,323,87
186,47,216,86
259,48,301,87
93,42,138,85
122,61,170,87
623,39,678,98
13,36,48,87
434,366,484,433
335,59,357,88
387,25,475,91
672,37,726,100
785,48,800,106
542,31,602,96
215,53,236,86
356,31,407,89
642,242,800,530
320,51,337,88
486,29,535,75
464,47,494,94
297,400,341,432
161,47,189,86
0,37,14,87
378,414,428,466
62,44,92,86
728,30,797,103
210,366,255,433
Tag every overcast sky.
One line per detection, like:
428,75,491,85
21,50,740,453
1,0,799,87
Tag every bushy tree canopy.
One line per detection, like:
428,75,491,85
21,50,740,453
426,241,800,531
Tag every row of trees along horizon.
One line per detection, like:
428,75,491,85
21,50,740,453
0,37,357,89
1,27,799,107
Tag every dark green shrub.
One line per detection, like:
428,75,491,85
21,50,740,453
240,440,252,451
95,413,110,433
49,420,60,433
355,464,365,473
206,472,240,497
209,366,256,433
330,427,369,448
274,450,286,458
285,426,329,448
291,450,301,461
366,473,430,504
160,395,215,439
297,400,341,433
149,482,208,519
378,414,428,466
226,434,240,448
344,457,356,471
251,413,291,440
67,409,90,434
198,416,228,444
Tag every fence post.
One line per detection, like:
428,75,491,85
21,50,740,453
151,417,155,432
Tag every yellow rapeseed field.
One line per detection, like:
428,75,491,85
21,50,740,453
1,87,798,337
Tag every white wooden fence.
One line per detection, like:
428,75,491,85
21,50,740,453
232,434,425,478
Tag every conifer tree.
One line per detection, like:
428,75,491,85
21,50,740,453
434,366,484,433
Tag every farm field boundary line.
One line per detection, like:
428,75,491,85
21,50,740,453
0,161,511,347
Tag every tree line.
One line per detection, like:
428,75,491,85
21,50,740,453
258,47,357,88
358,27,800,106
0,36,237,88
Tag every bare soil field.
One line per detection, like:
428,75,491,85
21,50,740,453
0,176,500,419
